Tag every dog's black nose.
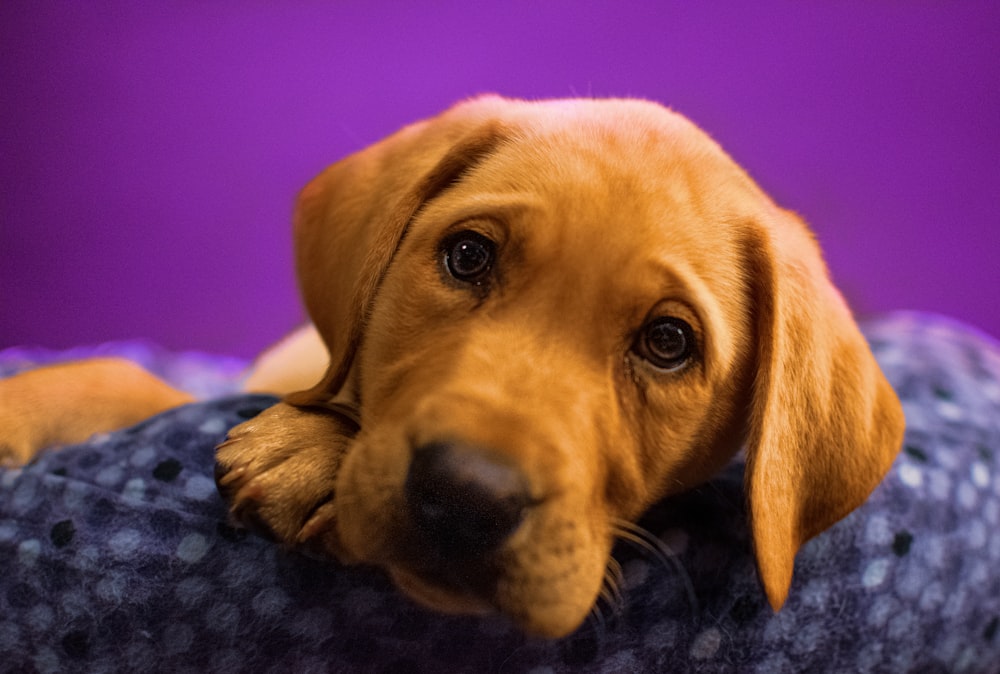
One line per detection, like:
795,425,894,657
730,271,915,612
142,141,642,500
405,441,531,556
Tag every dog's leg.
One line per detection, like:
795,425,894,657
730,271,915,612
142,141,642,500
243,324,328,395
0,358,194,465
215,401,355,559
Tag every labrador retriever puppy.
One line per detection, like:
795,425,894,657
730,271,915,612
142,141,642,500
0,96,905,638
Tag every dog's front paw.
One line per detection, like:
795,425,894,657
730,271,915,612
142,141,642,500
215,402,356,559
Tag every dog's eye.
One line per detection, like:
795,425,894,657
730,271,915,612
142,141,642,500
443,231,495,284
634,317,696,371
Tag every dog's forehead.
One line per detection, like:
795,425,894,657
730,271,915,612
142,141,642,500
464,97,744,180
460,102,757,282
481,103,755,224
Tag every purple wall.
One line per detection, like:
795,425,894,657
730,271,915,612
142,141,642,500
3,2,998,358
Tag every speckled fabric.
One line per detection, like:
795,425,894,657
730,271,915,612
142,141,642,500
1,312,999,673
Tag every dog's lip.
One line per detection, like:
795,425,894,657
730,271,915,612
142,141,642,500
389,565,495,615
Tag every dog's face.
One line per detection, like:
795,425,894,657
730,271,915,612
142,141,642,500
285,97,904,637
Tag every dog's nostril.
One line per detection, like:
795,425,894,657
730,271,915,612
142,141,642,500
405,441,531,556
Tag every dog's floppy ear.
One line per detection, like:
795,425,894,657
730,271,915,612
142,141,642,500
742,210,905,610
284,96,510,407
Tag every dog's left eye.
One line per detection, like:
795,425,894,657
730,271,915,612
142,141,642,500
633,316,696,371
442,231,495,284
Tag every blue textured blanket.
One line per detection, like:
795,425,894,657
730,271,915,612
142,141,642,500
2,313,999,673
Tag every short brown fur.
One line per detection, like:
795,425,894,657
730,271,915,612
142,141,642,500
0,96,904,637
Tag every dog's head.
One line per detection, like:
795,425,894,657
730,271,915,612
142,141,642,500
287,96,904,637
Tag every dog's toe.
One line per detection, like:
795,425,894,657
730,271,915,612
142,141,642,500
213,457,247,502
225,447,339,543
213,402,354,557
230,489,282,542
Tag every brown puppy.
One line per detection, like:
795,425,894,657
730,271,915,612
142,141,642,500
0,96,904,638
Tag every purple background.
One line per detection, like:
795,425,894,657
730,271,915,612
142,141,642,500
3,2,998,358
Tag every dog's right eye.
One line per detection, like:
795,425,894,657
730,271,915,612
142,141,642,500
442,231,496,285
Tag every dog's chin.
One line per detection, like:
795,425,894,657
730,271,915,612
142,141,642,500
386,562,591,639
389,566,495,616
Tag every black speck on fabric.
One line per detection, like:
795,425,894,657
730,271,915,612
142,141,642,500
153,458,183,482
50,520,76,548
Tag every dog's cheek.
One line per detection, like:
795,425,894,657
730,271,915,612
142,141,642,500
359,284,471,416
641,379,748,500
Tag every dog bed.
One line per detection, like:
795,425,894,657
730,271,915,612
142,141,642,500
1,312,999,673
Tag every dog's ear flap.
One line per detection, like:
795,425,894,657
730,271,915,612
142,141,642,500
284,97,510,407
742,212,905,611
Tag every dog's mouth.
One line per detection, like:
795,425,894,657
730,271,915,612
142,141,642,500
381,539,586,639
387,563,496,616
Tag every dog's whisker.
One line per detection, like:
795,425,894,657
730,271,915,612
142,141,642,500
598,556,626,619
611,518,700,616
